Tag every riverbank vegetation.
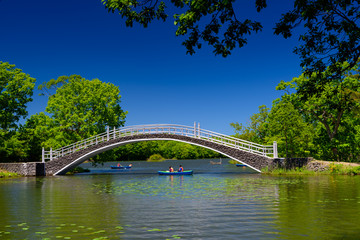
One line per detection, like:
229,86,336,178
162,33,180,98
231,63,360,163
0,170,20,178
262,162,360,176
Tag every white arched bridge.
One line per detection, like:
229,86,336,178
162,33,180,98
43,123,278,175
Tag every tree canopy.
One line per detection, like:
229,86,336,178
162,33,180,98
35,75,128,148
265,99,314,158
102,0,360,75
0,62,35,162
276,62,360,160
233,62,360,161
274,0,360,76
101,0,266,57
0,62,35,130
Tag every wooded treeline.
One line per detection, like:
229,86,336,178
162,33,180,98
231,63,360,162
1,60,360,163
95,141,222,162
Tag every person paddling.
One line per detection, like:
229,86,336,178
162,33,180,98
178,165,183,172
169,166,174,172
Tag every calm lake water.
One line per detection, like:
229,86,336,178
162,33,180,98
1,159,360,239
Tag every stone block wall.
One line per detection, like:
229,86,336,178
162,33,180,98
270,157,312,170
0,162,45,176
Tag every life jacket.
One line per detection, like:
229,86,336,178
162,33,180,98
179,167,183,172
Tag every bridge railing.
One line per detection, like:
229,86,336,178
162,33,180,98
42,123,277,162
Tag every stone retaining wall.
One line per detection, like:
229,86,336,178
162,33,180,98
306,160,330,172
0,162,45,176
270,158,312,169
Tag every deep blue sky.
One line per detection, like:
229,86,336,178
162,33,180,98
1,0,302,135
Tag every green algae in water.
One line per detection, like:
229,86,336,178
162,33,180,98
89,230,106,235
90,175,304,201
166,236,182,240
147,228,170,232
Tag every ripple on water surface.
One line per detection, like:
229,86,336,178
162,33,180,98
1,161,360,239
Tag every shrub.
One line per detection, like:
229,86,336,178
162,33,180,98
147,154,165,162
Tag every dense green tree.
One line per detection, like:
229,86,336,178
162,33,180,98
0,130,29,162
265,99,314,158
231,102,314,158
20,112,61,161
0,62,35,162
276,62,360,161
0,62,35,130
38,75,127,145
20,75,127,162
96,140,223,162
312,108,360,161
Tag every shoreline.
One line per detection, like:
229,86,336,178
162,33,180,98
0,169,21,178
263,159,360,175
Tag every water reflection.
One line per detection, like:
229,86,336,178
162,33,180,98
0,160,360,239
272,175,360,239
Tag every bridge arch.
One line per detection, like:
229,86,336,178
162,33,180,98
43,124,277,175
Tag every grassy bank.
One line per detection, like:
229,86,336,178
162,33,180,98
0,170,20,178
262,162,360,175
